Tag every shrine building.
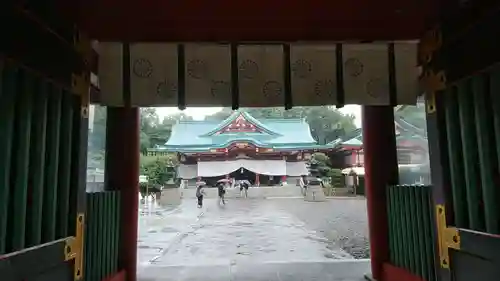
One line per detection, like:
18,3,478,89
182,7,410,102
149,110,332,186
328,104,429,169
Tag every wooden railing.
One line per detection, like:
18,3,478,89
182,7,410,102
386,185,437,281
83,191,121,281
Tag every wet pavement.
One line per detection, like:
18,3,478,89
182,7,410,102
137,197,370,281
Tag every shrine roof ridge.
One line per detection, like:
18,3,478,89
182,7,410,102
163,110,325,151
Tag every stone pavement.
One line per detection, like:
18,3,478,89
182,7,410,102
176,185,306,199
137,197,370,281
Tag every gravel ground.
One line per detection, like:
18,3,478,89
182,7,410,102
269,198,370,259
137,197,371,281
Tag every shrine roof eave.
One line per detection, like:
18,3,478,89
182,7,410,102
333,145,363,151
150,144,333,153
165,137,323,150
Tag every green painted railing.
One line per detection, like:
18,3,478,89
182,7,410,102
387,185,437,281
84,191,121,281
443,72,500,234
0,60,81,254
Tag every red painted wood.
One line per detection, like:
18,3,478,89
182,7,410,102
362,106,399,280
342,145,363,151
102,270,127,281
78,0,437,41
106,108,140,281
382,263,425,281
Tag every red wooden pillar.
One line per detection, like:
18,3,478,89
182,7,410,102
362,106,399,280
255,174,260,186
106,107,140,281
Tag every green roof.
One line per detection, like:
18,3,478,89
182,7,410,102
159,110,330,152
328,117,427,149
342,138,363,146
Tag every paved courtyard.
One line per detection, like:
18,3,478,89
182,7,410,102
137,196,370,281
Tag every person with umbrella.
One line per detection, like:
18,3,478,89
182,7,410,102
196,181,207,208
239,179,251,198
216,179,229,205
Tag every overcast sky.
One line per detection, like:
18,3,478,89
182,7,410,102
156,105,362,127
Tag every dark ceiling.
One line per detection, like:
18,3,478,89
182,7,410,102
78,0,437,42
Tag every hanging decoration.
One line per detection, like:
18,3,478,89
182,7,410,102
97,42,418,107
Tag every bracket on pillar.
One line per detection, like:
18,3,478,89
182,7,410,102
426,92,437,114
72,30,91,118
421,69,446,92
421,69,446,114
418,28,442,64
435,205,460,269
64,213,85,280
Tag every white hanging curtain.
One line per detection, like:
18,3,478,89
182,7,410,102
286,161,309,176
240,160,286,176
197,161,241,177
177,164,198,179
197,160,286,177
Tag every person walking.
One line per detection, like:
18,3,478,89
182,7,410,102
240,179,250,198
217,182,226,205
196,184,206,208
300,175,308,196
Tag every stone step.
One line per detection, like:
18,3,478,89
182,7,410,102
138,259,370,281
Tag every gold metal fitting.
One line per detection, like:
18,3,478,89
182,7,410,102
65,213,85,280
421,69,446,93
426,92,436,114
435,205,460,269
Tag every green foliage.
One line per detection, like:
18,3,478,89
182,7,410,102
312,152,329,164
140,109,193,154
140,155,178,185
327,168,344,188
309,153,332,177
308,154,343,188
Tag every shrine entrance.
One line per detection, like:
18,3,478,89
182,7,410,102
229,168,255,183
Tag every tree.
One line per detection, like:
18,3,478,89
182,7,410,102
204,108,234,121
140,109,194,151
140,155,178,185
140,108,160,135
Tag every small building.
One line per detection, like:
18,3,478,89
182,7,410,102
328,110,429,169
148,110,332,187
